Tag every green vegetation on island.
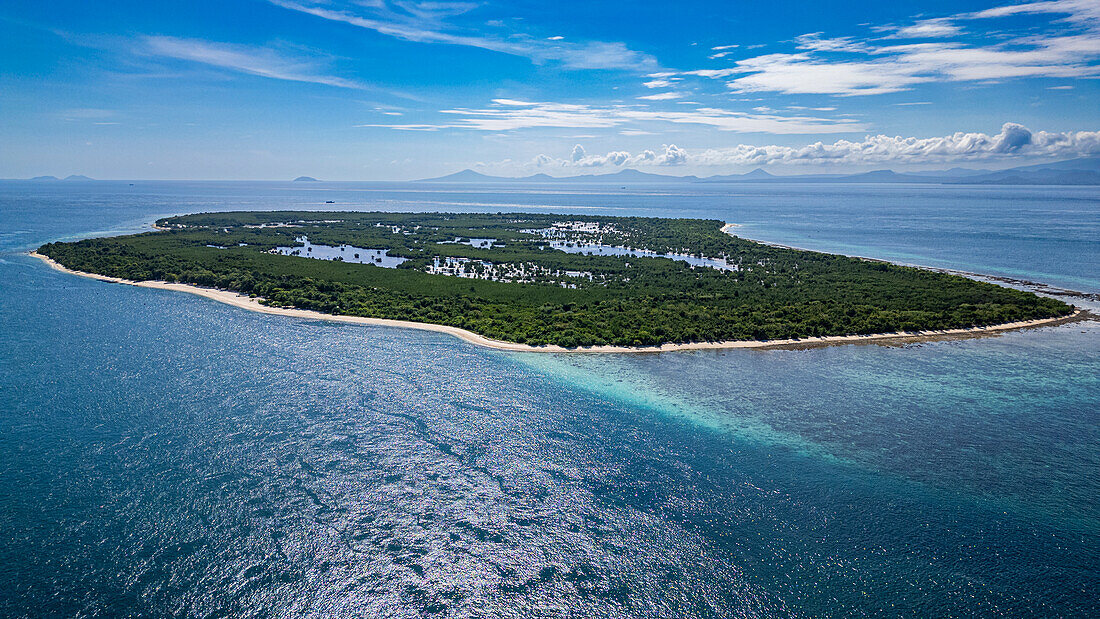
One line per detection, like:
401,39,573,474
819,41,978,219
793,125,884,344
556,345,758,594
38,211,1073,347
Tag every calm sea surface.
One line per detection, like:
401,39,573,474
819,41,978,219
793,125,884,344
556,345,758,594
1,181,1097,617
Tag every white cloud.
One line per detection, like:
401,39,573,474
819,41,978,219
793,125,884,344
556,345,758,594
361,98,866,133
794,33,872,53
512,123,1100,172
963,0,1100,27
141,36,364,89
662,144,687,165
887,18,962,38
605,150,631,165
534,143,689,168
267,0,656,70
727,53,928,95
366,124,449,131
660,0,1100,96
638,91,685,100
690,123,1100,167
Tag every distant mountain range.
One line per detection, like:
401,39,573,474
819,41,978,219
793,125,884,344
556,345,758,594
416,156,1100,185
28,174,95,181
12,158,1098,184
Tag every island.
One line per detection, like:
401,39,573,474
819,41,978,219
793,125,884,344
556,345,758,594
34,211,1075,350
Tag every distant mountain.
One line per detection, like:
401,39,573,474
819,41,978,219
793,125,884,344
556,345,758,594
742,168,775,180
416,156,1100,186
703,169,936,184
416,168,694,183
700,168,780,182
63,175,94,181
1002,156,1100,173
29,175,59,181
293,176,320,182
840,169,938,183
416,169,517,182
953,168,1100,185
416,169,563,183
550,168,699,183
908,167,993,178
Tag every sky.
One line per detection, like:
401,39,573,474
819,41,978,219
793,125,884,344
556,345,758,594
1,0,1098,180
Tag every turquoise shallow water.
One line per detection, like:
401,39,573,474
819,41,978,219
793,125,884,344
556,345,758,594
1,181,1097,617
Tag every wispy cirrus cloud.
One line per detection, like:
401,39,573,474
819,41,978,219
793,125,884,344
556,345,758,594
886,18,961,39
358,98,866,133
659,0,1100,96
962,0,1100,26
140,36,366,89
267,0,657,70
638,91,686,100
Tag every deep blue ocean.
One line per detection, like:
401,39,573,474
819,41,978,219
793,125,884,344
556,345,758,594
1,181,1097,617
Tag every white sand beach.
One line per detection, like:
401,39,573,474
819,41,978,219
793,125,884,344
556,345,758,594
30,251,1085,354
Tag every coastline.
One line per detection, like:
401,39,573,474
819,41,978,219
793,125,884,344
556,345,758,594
723,226,1099,301
29,251,1086,354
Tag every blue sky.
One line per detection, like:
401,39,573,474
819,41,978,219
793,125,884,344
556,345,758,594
1,0,1098,179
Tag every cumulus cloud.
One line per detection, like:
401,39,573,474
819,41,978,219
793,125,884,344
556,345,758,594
606,150,631,165
661,144,687,165
534,143,690,168
690,123,1100,167
523,124,1099,172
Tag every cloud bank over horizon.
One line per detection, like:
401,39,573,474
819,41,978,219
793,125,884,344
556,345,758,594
488,123,1100,175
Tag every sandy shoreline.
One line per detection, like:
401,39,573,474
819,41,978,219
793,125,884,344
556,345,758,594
29,251,1086,354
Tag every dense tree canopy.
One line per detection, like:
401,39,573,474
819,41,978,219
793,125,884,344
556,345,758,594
38,211,1073,347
